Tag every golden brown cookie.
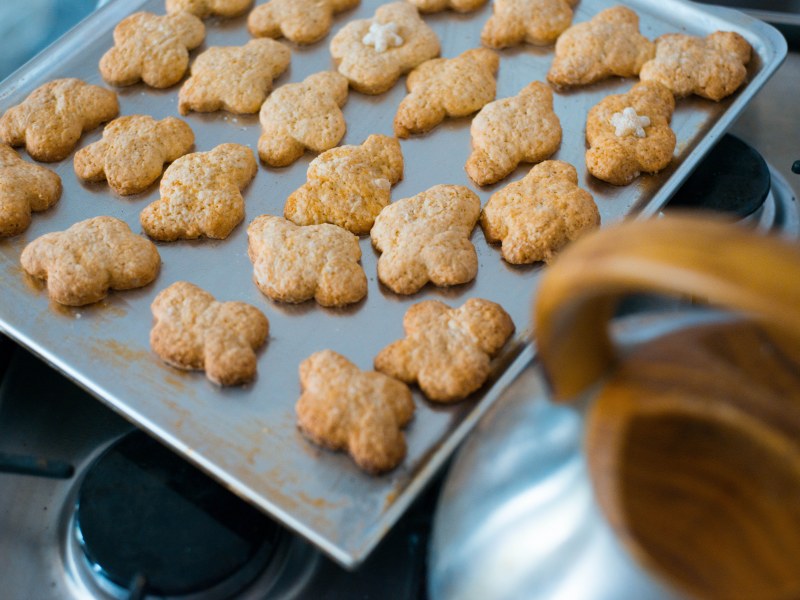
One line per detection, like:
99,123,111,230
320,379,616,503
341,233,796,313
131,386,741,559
330,2,440,94
481,160,599,264
374,298,514,402
0,144,61,237
394,48,499,138
74,115,195,196
166,0,252,18
284,134,403,235
247,215,367,306
248,0,360,45
586,81,676,186
140,143,257,241
20,216,160,306
0,78,119,163
100,11,206,88
370,184,480,295
639,31,752,101
408,0,487,13
178,39,291,115
150,281,269,386
258,71,348,167
296,349,414,474
547,6,655,89
481,0,577,48
466,80,562,186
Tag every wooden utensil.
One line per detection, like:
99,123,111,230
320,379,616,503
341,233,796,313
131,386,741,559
533,214,800,600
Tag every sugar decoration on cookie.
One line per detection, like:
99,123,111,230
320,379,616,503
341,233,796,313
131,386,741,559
585,81,676,185
330,2,440,94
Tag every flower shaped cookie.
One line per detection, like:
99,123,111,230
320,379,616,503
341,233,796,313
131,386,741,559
0,78,119,162
481,160,600,264
258,71,349,167
284,134,403,235
330,2,440,94
639,31,752,101
586,81,676,185
394,48,499,138
247,215,367,307
150,281,269,386
20,216,160,306
140,143,257,240
296,350,415,474
466,80,562,186
0,144,61,237
74,115,195,195
481,0,577,48
248,0,359,45
100,11,206,88
374,298,515,402
370,184,481,295
548,6,655,89
178,39,291,115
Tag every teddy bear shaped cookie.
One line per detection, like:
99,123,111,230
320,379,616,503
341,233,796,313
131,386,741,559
100,11,206,88
284,134,403,235
0,78,119,163
394,48,499,138
408,0,488,13
639,31,752,101
178,39,291,115
247,215,367,307
20,216,160,306
150,281,269,386
481,0,577,48
140,143,257,241
296,349,415,474
586,81,676,185
466,80,562,186
258,71,349,167
166,0,252,18
74,115,195,196
248,0,360,45
548,6,655,89
374,298,515,402
370,184,481,295
0,145,61,237
330,2,440,94
481,160,600,264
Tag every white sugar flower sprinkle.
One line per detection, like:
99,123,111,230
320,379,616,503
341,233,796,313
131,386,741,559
610,107,651,138
362,21,404,53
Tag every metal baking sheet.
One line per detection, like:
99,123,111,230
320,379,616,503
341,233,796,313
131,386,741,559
0,0,786,567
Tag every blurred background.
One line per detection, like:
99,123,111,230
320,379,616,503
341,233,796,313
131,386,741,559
0,0,97,82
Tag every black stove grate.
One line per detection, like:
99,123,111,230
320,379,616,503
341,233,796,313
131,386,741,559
74,430,283,598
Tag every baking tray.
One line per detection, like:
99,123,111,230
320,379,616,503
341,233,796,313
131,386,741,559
0,0,786,568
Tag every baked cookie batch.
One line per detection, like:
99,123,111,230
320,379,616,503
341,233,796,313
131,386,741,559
0,0,754,474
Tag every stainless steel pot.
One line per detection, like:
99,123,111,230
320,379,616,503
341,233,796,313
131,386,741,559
430,215,800,600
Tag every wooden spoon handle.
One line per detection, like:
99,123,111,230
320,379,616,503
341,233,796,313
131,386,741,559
534,214,800,401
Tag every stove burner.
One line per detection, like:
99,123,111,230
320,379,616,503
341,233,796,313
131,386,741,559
668,134,771,218
73,430,283,599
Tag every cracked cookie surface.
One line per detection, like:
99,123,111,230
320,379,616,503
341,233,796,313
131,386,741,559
247,215,367,307
297,349,414,474
374,298,515,402
481,160,600,264
151,281,269,386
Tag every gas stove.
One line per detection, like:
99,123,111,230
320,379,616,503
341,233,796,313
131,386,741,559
2,1,800,595
1,123,797,598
